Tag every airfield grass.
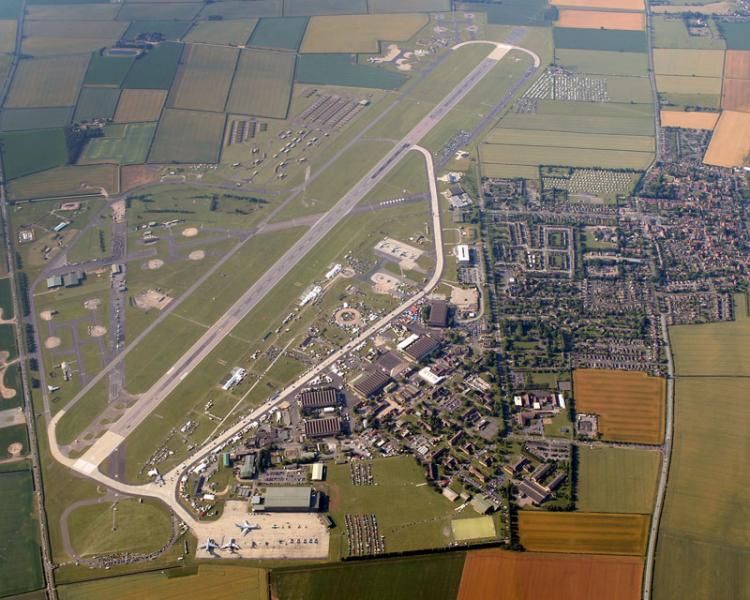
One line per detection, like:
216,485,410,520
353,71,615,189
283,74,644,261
295,54,407,89
227,48,295,118
184,19,258,46
148,109,225,164
73,87,121,123
0,467,44,597
273,553,465,600
249,16,309,50
518,511,649,555
80,122,157,165
169,44,239,113
66,221,109,263
577,447,660,514
0,128,69,180
123,42,183,90
0,106,73,132
7,164,119,200
652,15,725,50
83,53,135,87
58,565,268,600
554,49,648,77
457,0,550,26
67,498,172,557
6,54,89,108
301,14,427,53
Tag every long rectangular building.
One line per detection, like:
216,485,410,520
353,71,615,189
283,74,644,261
304,416,341,438
298,388,338,412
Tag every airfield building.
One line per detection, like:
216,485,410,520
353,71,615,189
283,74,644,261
257,486,322,512
298,388,339,412
303,416,341,439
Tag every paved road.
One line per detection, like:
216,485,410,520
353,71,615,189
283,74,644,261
69,41,529,475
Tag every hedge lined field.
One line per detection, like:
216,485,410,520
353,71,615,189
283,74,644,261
227,49,295,118
301,14,427,53
114,89,167,122
73,87,120,123
81,122,157,165
184,18,258,45
83,53,135,87
249,17,309,50
148,109,225,164
122,42,183,89
0,107,73,131
5,55,89,108
554,27,648,53
296,53,407,89
169,44,239,113
0,128,69,179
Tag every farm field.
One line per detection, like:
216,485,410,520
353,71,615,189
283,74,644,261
457,0,550,25
283,0,367,16
480,144,653,171
550,0,644,8
0,20,17,54
226,49,295,118
577,447,660,513
73,87,120,123
301,14,428,53
21,20,127,56
148,109,225,164
485,129,654,152
652,15,726,50
295,53,408,89
717,21,750,51
557,9,644,30
554,27,647,52
0,467,44,598
0,128,68,180
198,0,282,19
660,109,720,129
724,50,750,79
80,123,157,165
653,48,725,77
457,550,643,600
703,110,750,167
7,164,120,200
451,516,496,542
369,0,449,11
169,44,238,113
249,16,309,50
554,49,648,76
115,2,202,21
123,20,190,42
83,54,135,87
722,78,750,112
114,89,167,123
5,55,88,108
518,511,649,555
0,107,73,131
58,565,269,600
654,299,750,599
122,42,183,90
572,369,665,445
656,74,722,107
184,18,257,46
272,554,466,600
26,3,119,20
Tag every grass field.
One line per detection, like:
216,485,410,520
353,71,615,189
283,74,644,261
0,128,69,180
249,16,308,50
553,27,647,53
272,554,465,600
123,20,190,42
369,0,449,12
283,0,367,16
485,129,654,152
169,44,238,112
21,20,126,56
572,369,665,445
73,87,120,123
519,511,649,555
0,467,44,597
114,89,167,123
81,123,157,165
703,110,750,167
301,14,427,53
58,565,268,600
8,164,119,200
480,144,653,171
554,49,648,76
26,3,118,20
457,550,643,600
724,49,750,79
67,498,172,557
0,20,17,53
226,48,295,118
660,109,720,129
0,106,73,131
722,78,750,111
148,109,225,164
296,53,407,89
457,0,550,26
550,0,643,7
656,74,722,96
199,0,282,19
185,18,257,45
654,48,725,77
0,278,13,320
557,9,644,30
451,516,496,542
83,53,135,87
122,42,183,90
717,21,750,51
503,100,655,133
577,447,660,513
6,55,89,108
652,15,725,50
0,424,28,458
116,2,201,21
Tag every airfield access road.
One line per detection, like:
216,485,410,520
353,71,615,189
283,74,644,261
68,41,533,476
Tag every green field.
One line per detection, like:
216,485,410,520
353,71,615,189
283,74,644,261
656,75,722,108
122,42,184,89
184,18,258,45
577,447,660,513
0,467,44,597
652,15,726,50
169,44,238,112
0,107,73,131
73,86,121,123
116,2,201,21
481,144,653,171
451,516,496,542
7,164,119,200
21,20,127,57
199,0,282,19
0,277,13,320
654,48,725,77
81,122,157,165
485,129,654,152
0,128,69,180
249,16,309,50
458,0,550,26
5,54,89,108
0,323,17,359
553,27,648,53
370,0,449,11
148,109,225,164
83,53,135,87
283,0,367,16
717,21,750,50
123,20,191,42
555,49,649,77
26,3,118,20
0,0,21,19
296,53,407,89
0,424,28,458
272,553,466,600
58,565,268,600
227,48,295,118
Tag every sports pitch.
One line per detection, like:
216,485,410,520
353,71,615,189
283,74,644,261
451,516,497,542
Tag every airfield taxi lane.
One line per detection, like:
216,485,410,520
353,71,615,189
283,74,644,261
192,503,329,560
70,41,527,474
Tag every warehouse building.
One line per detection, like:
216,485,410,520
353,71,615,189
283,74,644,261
352,369,391,399
304,416,341,438
427,301,450,328
257,486,322,512
402,336,441,362
298,388,339,412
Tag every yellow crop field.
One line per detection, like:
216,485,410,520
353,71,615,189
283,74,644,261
301,13,428,53
573,369,665,445
557,9,644,30
518,512,649,556
550,0,645,10
722,78,750,112
653,48,725,78
660,110,720,130
0,21,17,54
724,50,750,79
114,89,167,123
703,110,750,167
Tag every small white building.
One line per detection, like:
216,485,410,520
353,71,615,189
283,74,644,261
456,244,471,264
